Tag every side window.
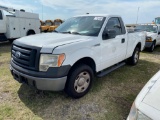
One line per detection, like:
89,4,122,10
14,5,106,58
0,10,3,20
103,17,122,40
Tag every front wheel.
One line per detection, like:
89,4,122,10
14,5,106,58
65,64,94,99
126,47,140,65
148,41,155,52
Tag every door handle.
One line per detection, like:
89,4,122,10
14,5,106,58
121,38,125,43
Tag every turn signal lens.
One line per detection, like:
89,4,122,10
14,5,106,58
58,54,65,67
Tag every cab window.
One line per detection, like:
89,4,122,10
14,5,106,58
102,17,122,40
105,18,122,34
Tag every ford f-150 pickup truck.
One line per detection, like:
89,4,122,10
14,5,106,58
10,14,146,98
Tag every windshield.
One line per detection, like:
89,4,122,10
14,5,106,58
55,16,106,36
155,18,160,24
54,21,61,26
135,25,158,33
45,21,52,26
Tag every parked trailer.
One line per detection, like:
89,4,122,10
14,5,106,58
0,5,40,42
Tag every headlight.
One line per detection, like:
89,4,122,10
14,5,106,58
127,102,152,120
39,54,65,71
146,37,152,42
137,111,151,120
128,102,138,120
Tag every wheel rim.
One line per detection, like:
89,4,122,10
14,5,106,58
134,50,139,63
74,71,90,93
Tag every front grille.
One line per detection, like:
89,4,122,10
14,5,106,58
12,44,39,71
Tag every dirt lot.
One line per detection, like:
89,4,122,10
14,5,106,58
0,42,160,120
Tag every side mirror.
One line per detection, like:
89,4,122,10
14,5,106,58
103,29,116,39
158,32,160,35
114,24,121,28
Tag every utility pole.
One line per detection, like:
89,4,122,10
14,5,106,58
42,4,43,20
136,7,140,24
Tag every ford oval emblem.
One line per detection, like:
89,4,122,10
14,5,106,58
15,51,21,58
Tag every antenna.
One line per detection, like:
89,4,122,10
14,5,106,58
42,4,43,20
136,7,140,24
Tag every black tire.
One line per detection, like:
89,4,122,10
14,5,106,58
126,47,140,65
65,64,94,99
148,41,155,52
8,39,14,43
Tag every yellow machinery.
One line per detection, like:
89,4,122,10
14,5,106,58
49,19,63,32
40,20,45,26
40,20,54,32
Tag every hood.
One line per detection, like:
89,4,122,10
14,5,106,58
14,33,90,48
141,71,160,110
146,32,157,37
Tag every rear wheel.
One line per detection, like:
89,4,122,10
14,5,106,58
27,30,35,36
65,64,94,99
148,41,155,52
126,47,140,65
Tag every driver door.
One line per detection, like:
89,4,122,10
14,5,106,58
100,17,127,70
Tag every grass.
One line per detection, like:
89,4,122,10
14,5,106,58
0,42,160,120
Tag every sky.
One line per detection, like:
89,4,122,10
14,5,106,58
0,0,160,24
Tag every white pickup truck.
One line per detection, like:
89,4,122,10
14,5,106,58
135,24,160,52
10,14,146,98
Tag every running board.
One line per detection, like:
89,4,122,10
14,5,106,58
97,62,126,77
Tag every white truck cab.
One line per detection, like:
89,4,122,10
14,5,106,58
135,24,160,52
10,14,146,98
155,17,160,24
0,5,40,42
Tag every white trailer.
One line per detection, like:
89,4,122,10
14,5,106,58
0,5,40,42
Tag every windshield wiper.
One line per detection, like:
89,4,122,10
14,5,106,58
61,31,71,34
53,30,58,33
60,31,82,35
71,32,82,35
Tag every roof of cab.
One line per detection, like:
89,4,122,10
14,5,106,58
138,24,160,26
74,14,121,18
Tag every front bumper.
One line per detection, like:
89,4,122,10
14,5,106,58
10,61,70,91
145,42,153,48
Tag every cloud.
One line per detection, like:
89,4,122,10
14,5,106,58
0,0,159,23
0,0,37,12
40,0,160,23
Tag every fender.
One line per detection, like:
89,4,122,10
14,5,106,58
53,46,101,72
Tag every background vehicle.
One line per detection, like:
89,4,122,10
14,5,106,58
135,24,160,52
40,20,45,26
127,70,160,120
0,5,40,42
40,20,54,32
155,17,160,24
10,14,146,98
49,19,63,32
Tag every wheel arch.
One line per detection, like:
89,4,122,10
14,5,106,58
68,57,96,76
136,42,141,50
26,29,35,35
153,39,156,45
